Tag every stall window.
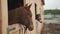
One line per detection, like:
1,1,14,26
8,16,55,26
35,3,42,23
8,0,24,10
8,0,24,25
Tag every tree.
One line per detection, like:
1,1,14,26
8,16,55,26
50,9,60,18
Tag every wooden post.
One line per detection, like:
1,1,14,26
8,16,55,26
0,0,2,34
0,0,8,34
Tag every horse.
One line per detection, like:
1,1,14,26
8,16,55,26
36,14,42,23
8,4,34,33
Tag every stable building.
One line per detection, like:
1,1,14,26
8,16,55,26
0,0,45,34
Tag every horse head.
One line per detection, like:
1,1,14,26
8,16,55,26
23,4,34,31
8,3,34,31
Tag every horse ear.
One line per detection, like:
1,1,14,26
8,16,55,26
25,3,28,7
28,4,32,9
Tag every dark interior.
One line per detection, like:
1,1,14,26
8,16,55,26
35,3,37,19
8,0,24,25
8,0,24,10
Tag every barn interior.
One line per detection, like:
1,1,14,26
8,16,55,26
8,0,24,10
7,0,24,34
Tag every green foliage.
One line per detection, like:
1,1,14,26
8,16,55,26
44,9,60,15
44,18,53,20
44,17,58,20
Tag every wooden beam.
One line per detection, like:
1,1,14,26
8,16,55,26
0,0,8,34
0,0,2,34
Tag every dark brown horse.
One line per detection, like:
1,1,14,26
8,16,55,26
8,4,34,32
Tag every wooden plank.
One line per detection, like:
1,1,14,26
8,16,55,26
0,0,2,34
0,0,8,34
9,24,19,34
8,24,24,34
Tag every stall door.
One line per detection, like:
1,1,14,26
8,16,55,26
7,0,24,34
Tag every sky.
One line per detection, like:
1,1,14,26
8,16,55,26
44,0,60,10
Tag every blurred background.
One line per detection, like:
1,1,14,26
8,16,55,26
43,0,60,34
